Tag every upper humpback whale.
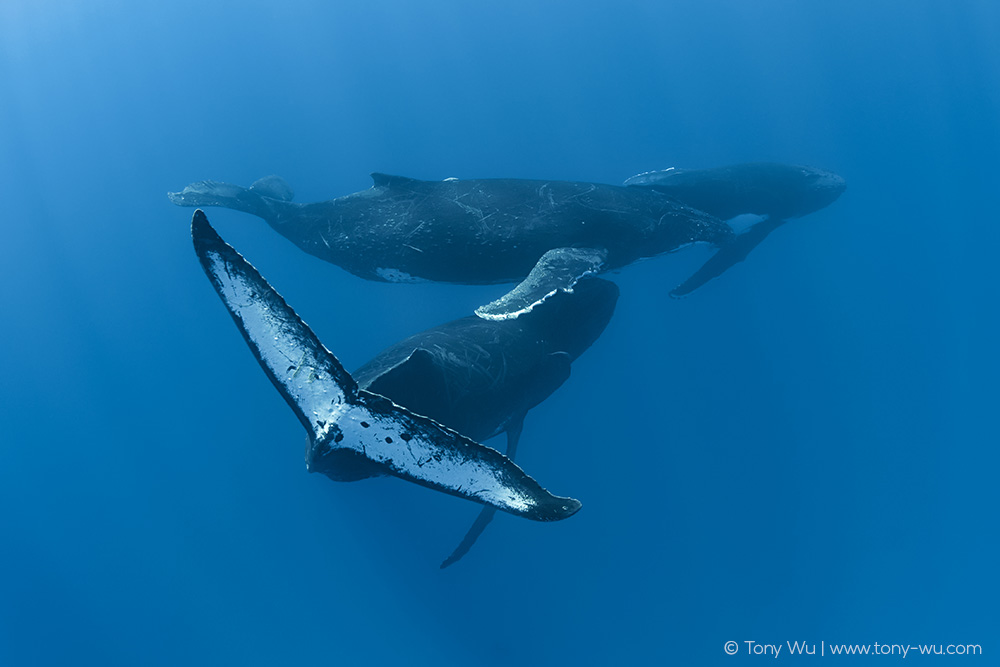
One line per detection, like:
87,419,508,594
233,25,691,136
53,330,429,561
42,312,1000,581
170,173,733,319
625,163,846,296
191,209,581,523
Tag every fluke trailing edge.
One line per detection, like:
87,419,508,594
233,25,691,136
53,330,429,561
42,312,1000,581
191,209,581,522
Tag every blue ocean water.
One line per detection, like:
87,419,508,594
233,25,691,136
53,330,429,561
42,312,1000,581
1,1,997,664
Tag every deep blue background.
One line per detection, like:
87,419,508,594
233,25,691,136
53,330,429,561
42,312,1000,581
1,1,997,664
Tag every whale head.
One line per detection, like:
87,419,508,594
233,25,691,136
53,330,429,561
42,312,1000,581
626,162,846,220
794,165,846,215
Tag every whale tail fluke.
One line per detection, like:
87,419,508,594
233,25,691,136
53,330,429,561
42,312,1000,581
191,210,582,523
169,175,298,222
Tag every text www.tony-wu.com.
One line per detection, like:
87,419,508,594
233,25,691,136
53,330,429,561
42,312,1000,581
725,640,982,658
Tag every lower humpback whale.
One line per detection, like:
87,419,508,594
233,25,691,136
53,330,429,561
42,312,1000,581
625,163,846,296
191,209,581,522
354,277,618,567
170,173,733,318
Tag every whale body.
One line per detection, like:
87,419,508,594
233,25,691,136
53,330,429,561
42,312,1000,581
355,277,618,566
173,163,844,312
171,173,732,317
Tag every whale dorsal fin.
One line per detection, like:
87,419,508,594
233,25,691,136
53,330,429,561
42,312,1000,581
365,349,447,414
371,173,421,188
249,175,295,201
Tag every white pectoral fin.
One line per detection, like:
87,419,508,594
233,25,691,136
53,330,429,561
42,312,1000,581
192,210,580,521
192,210,358,441
310,393,581,522
475,247,608,321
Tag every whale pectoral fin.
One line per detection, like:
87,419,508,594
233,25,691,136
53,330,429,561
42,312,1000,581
503,416,524,460
670,217,787,298
193,210,580,521
475,247,608,321
440,505,497,569
440,418,526,569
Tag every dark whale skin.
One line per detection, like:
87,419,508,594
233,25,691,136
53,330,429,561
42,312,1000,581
354,277,619,444
171,173,734,284
625,162,846,221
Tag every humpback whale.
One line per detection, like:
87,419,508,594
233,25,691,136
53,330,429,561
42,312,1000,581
354,277,618,567
191,210,581,523
170,174,733,319
625,163,846,296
